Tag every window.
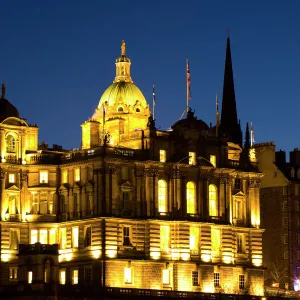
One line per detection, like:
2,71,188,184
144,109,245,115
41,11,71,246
123,226,131,246
239,274,245,289
8,173,15,184
158,180,167,213
209,184,217,216
28,271,33,284
186,181,196,214
192,271,199,286
74,168,80,182
84,266,92,283
237,233,245,254
8,195,16,214
284,251,288,259
160,225,170,253
136,108,140,113
72,227,79,248
159,150,166,163
214,272,220,287
234,178,241,191
84,226,92,247
235,200,242,220
39,193,48,214
189,152,196,165
62,170,68,184
6,135,16,153
72,269,79,285
39,229,48,244
211,229,221,257
60,228,67,249
210,155,216,167
59,269,66,285
9,267,18,281
30,229,38,244
124,263,132,284
162,265,170,285
49,229,57,244
44,260,50,283
190,227,199,252
118,107,124,112
10,229,19,250
296,201,299,212
39,170,48,184
283,201,287,211
283,186,288,196
284,234,288,244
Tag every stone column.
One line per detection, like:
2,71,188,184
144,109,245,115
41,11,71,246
172,166,181,218
153,169,159,217
226,176,233,224
20,130,27,164
20,172,28,221
0,129,6,162
0,170,6,220
219,176,226,218
135,168,144,217
200,174,208,220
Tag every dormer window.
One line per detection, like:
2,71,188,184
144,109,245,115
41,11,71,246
118,107,124,112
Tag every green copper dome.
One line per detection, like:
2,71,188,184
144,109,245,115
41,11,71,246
98,81,148,108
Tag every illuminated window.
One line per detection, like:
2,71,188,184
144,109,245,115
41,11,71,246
237,233,245,254
123,226,131,246
239,274,245,289
28,271,33,284
60,228,67,249
8,173,15,184
189,152,196,165
84,226,92,247
62,170,68,184
159,150,166,163
31,193,39,214
192,271,199,286
190,226,199,252
124,262,132,284
214,272,220,287
59,269,66,285
40,193,48,214
30,230,38,244
235,200,242,220
74,168,80,182
211,229,221,257
39,229,48,244
160,225,170,253
210,155,216,167
10,229,19,250
84,266,92,283
162,265,170,285
72,227,79,248
9,267,18,281
72,269,79,285
39,170,48,184
209,184,218,216
158,180,167,213
6,135,16,153
9,195,16,214
49,229,57,244
186,181,196,214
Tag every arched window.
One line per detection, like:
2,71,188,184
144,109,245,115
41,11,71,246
6,135,16,153
158,180,167,213
186,181,196,214
118,107,124,112
209,184,218,217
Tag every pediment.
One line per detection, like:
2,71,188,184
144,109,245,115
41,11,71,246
233,191,246,198
6,185,20,192
120,180,134,192
59,184,70,191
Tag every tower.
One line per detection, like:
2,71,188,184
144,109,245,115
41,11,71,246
219,37,242,146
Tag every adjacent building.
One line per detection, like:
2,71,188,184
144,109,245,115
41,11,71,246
0,38,264,297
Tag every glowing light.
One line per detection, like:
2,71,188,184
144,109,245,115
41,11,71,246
106,249,117,258
252,258,262,267
223,256,232,264
201,254,211,262
150,251,160,260
1,253,11,262
92,250,101,259
181,253,190,261
203,283,214,293
294,279,300,291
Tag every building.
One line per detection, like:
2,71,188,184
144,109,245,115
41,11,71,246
0,38,264,298
255,143,300,291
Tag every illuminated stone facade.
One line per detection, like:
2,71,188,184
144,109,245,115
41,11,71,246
0,39,264,297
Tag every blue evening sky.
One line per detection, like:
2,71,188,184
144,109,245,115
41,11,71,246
0,1,299,155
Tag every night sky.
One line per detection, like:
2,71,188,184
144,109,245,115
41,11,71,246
0,1,299,155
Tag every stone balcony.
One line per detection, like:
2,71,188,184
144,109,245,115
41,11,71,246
19,243,59,255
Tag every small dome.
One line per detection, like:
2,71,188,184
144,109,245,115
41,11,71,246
98,81,148,109
0,97,20,122
116,55,130,63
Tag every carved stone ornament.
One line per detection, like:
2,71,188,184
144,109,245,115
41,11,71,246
144,168,158,177
135,168,144,177
21,173,28,182
249,180,256,188
220,176,227,184
226,176,234,186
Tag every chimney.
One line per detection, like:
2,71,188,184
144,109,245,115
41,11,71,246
275,150,286,165
290,148,300,165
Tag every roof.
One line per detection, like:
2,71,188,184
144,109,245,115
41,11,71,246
0,97,20,122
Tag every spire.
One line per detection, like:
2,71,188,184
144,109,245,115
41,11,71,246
219,36,242,146
1,83,6,99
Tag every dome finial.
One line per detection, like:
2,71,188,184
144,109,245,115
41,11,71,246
121,40,126,56
1,82,6,99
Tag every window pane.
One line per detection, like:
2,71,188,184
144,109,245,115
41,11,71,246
31,230,38,244
158,180,167,213
209,185,217,216
39,229,48,244
49,229,56,244
40,171,48,183
72,227,79,248
186,182,196,214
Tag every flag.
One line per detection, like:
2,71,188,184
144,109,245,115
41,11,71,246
186,59,191,100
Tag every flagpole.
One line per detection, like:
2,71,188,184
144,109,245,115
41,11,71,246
216,93,219,137
186,59,189,116
152,85,155,120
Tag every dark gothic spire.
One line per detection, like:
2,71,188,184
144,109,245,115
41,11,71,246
244,122,250,149
219,36,242,146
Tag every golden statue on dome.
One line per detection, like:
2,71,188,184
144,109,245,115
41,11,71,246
121,40,126,55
